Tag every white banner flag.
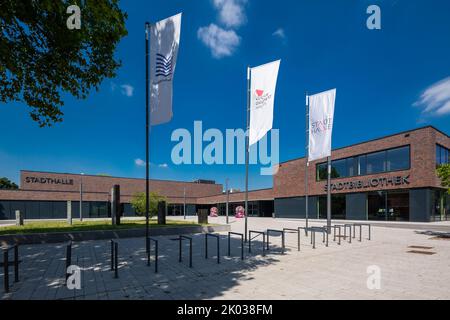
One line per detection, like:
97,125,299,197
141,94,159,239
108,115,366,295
249,60,281,146
150,13,182,126
308,89,336,162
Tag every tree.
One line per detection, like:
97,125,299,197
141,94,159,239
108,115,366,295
0,177,18,190
437,164,450,195
0,0,127,127
131,192,167,218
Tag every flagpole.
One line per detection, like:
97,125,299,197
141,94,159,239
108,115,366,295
305,92,309,232
327,156,332,233
145,22,151,257
244,66,251,242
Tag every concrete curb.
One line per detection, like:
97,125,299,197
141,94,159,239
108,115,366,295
0,225,231,246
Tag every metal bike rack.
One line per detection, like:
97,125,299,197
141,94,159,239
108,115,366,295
353,223,372,241
146,237,159,273
303,227,328,249
228,232,244,260
266,229,286,254
323,225,342,246
343,224,353,243
283,228,301,251
178,235,193,268
111,240,119,279
205,234,220,264
248,231,266,256
2,244,20,293
333,225,342,245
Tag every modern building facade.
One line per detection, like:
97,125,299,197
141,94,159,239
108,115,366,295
0,126,449,222
0,172,223,220
273,126,450,222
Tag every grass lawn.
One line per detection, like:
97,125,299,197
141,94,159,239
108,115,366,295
0,219,208,236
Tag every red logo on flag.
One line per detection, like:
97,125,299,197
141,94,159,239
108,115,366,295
256,90,264,97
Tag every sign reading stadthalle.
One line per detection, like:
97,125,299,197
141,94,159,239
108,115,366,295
325,175,410,192
25,176,74,186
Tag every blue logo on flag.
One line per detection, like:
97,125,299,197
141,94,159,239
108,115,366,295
155,53,173,78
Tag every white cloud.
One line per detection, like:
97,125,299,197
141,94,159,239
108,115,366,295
135,159,146,167
135,159,169,169
272,28,286,40
197,24,241,59
120,84,134,97
414,77,450,116
213,0,247,28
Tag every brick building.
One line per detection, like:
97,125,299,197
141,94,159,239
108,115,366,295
0,126,449,222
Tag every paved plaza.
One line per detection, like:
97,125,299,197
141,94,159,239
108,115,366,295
1,217,450,300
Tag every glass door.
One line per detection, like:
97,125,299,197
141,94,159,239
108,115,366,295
368,191,386,221
387,191,409,221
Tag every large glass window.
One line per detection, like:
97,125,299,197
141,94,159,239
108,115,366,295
358,155,367,175
332,159,347,178
318,195,346,220
368,191,409,221
317,163,327,181
387,146,410,171
437,144,449,166
347,157,358,177
317,146,411,181
366,151,386,174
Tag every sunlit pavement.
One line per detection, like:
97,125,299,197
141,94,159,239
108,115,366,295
1,217,450,300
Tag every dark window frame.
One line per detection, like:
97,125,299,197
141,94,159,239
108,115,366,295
316,145,411,181
437,144,450,166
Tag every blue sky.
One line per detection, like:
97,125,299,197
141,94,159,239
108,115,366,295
1,0,450,191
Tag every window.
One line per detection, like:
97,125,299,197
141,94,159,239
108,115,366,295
347,157,358,177
437,144,450,166
358,155,367,175
318,195,346,220
332,159,347,178
316,145,411,181
317,163,327,181
366,151,386,174
387,146,410,171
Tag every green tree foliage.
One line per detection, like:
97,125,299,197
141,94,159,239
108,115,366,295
0,177,18,190
131,192,167,218
0,0,127,126
437,164,450,194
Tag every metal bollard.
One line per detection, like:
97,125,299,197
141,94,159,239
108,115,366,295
114,242,118,279
14,245,19,283
3,250,9,293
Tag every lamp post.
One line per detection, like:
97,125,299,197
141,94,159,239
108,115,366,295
183,187,186,220
79,173,84,222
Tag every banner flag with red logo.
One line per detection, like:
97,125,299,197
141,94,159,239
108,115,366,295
308,89,336,162
249,60,281,146
150,13,182,126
